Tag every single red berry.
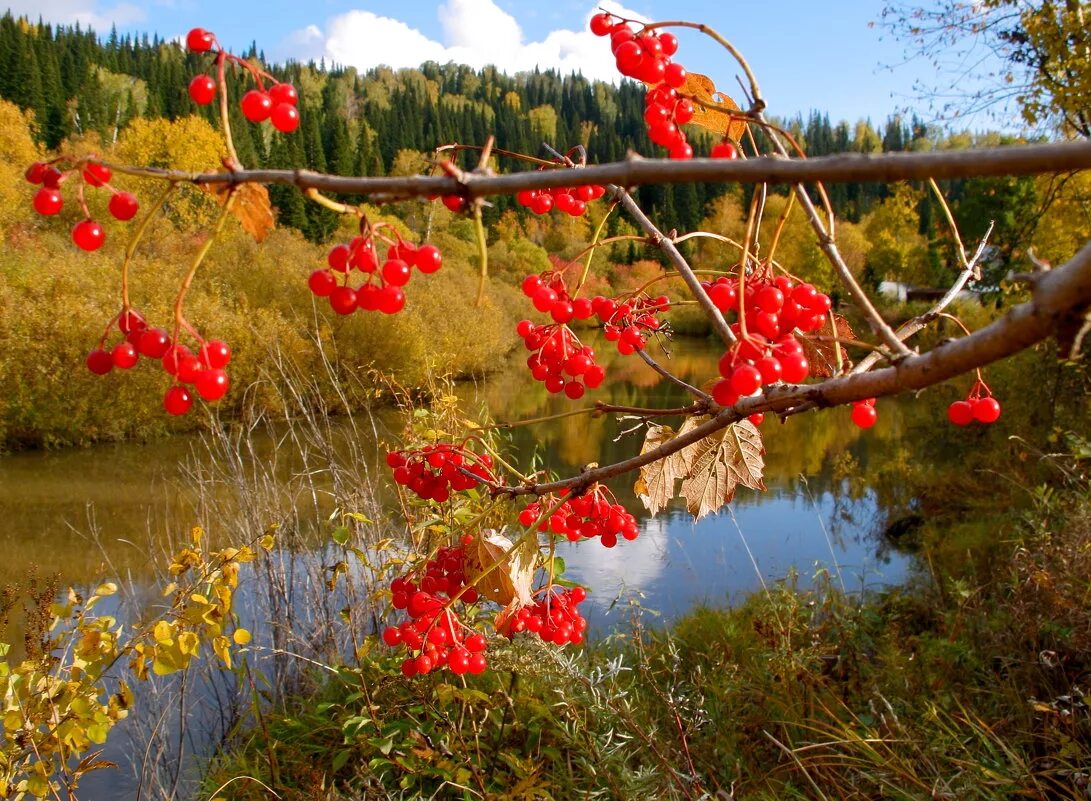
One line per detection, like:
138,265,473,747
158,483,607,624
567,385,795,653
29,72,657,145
41,167,63,188
414,244,442,274
748,413,765,426
730,364,763,396
947,400,974,426
163,385,193,416
196,368,230,401
271,103,300,133
138,328,172,359
162,344,194,376
32,187,63,215
308,269,336,297
118,308,146,335
186,27,215,52
24,162,48,184
72,219,105,252
379,286,406,315
268,83,298,107
851,403,878,429
442,194,466,213
199,339,231,369
972,396,1001,423
109,192,139,221
82,162,112,187
111,342,139,369
659,32,679,56
381,259,411,287
589,13,613,36
382,626,402,647
327,244,350,272
779,351,810,383
711,379,738,408
329,286,358,315
188,74,216,105
664,62,687,88
240,90,273,123
711,142,738,159
86,348,113,375
178,354,204,384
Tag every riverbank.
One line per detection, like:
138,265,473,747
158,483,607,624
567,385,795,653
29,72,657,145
205,440,1091,800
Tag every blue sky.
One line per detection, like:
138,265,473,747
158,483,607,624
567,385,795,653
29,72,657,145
3,0,1010,128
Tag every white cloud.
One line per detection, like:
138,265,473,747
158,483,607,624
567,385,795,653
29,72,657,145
278,0,650,82
4,0,145,30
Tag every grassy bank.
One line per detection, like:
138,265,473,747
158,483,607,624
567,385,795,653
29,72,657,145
201,430,1091,800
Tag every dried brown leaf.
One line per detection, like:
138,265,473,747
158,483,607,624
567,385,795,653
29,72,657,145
470,529,536,609
634,423,677,516
798,314,856,378
677,72,748,142
203,182,275,242
678,420,766,520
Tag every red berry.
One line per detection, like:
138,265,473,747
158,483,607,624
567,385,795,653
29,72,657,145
414,244,442,274
111,342,139,369
379,286,406,314
138,328,171,359
199,339,231,369
72,219,105,252
162,345,193,376
109,192,139,221
711,379,738,408
41,167,62,188
86,348,113,375
118,308,146,335
851,403,878,429
729,364,762,396
659,32,679,56
382,626,402,647
188,74,216,105
196,368,230,401
271,103,300,133
186,27,215,52
382,259,411,287
779,351,810,383
664,62,687,88
972,396,1001,423
711,142,738,159
268,83,298,107
589,13,613,36
329,286,358,315
32,187,63,216
178,354,204,384
24,162,48,184
240,90,273,123
308,270,336,297
947,400,974,426
164,385,193,416
82,162,112,187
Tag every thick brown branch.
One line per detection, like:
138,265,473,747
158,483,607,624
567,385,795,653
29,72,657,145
494,240,1091,498
103,140,1091,199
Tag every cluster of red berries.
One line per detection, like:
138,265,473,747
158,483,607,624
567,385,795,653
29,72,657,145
506,587,588,646
709,275,832,408
26,160,139,251
185,28,300,134
591,13,739,161
384,601,488,677
597,293,670,355
84,308,231,415
515,174,606,217
518,322,604,399
308,236,442,316
518,485,639,548
947,380,1001,426
387,444,497,502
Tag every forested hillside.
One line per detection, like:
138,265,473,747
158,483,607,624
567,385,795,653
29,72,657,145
0,11,1035,245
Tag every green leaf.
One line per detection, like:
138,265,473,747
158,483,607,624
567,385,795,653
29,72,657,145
331,526,350,546
331,749,352,773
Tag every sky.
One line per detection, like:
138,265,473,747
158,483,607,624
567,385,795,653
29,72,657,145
1,0,1007,127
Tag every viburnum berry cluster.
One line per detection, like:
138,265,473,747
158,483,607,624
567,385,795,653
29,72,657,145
387,444,497,502
25,159,140,251
596,292,670,355
518,484,639,548
185,27,300,134
84,308,232,415
384,600,487,677
709,274,831,407
591,13,739,161
308,226,443,316
515,167,606,217
505,587,588,645
947,378,1002,426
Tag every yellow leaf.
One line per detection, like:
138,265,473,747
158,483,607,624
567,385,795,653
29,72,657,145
258,534,275,551
161,582,178,597
233,628,252,645
94,582,118,597
212,635,232,669
675,72,748,142
470,529,537,608
203,182,276,242
153,620,173,644
177,631,200,657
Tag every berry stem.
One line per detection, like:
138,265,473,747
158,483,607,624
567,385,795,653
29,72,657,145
303,187,361,217
121,182,178,309
765,190,797,265
473,204,489,307
215,52,242,170
173,190,238,338
573,202,619,297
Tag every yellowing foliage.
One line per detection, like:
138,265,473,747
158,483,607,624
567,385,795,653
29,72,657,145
112,115,224,228
0,100,41,231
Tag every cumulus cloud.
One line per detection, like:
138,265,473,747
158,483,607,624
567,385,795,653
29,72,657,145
277,0,649,81
4,0,145,30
